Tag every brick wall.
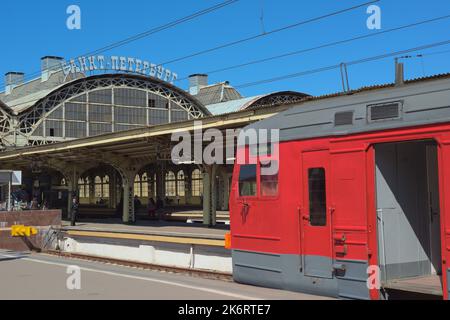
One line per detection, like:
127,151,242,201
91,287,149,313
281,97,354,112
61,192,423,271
0,210,61,251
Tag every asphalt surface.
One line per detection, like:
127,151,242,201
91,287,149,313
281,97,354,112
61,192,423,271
0,250,331,300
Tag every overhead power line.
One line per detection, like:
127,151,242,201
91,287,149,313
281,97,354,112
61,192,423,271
82,0,239,57
422,48,450,57
234,39,450,89
175,13,450,81
157,0,380,66
0,0,239,89
7,39,450,111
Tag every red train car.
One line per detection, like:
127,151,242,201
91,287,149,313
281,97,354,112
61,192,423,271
229,74,450,300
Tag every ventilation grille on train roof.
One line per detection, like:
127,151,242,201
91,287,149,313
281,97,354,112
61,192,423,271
368,101,402,122
334,111,354,126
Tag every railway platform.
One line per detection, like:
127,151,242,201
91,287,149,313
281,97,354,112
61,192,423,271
77,208,231,225
61,219,228,239
55,218,231,274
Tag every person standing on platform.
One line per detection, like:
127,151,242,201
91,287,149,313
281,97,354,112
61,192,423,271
148,198,156,218
70,195,79,227
134,195,141,214
30,197,39,210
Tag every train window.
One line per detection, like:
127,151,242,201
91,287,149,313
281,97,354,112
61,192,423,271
261,161,279,197
308,168,327,226
239,164,257,197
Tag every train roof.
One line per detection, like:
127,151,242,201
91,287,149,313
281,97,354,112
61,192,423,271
246,73,450,143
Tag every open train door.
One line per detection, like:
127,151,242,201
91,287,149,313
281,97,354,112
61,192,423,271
375,140,446,299
301,149,333,278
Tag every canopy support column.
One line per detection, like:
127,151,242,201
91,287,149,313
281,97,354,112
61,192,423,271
203,164,217,227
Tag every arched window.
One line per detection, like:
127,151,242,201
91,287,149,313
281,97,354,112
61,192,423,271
134,174,141,197
94,176,102,198
177,171,185,197
142,173,148,197
78,178,86,198
21,75,206,147
165,171,176,197
191,169,203,197
134,173,149,197
102,176,110,198
94,175,110,199
85,177,91,199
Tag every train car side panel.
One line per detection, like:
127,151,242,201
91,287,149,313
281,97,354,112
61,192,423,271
329,146,371,299
439,141,450,300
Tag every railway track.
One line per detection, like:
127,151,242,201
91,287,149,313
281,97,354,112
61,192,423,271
42,249,233,282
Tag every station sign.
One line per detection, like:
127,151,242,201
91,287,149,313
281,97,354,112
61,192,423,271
0,170,22,186
61,55,178,84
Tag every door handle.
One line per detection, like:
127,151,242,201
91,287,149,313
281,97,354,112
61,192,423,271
241,202,250,223
302,215,310,221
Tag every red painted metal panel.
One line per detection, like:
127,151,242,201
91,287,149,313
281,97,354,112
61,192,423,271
229,122,450,299
365,146,380,300
300,149,333,260
438,143,450,300
330,149,368,261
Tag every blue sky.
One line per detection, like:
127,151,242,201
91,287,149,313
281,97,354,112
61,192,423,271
1,0,450,98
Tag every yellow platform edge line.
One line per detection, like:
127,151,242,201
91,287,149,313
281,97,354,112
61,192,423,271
66,230,225,247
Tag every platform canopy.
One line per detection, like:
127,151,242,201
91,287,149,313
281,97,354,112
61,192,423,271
0,103,290,168
0,103,293,224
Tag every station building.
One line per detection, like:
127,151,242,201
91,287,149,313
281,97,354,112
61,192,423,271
0,56,307,223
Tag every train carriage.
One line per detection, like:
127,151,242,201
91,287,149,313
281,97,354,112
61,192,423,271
229,74,450,300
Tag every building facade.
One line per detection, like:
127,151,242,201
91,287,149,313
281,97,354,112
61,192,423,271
0,56,307,221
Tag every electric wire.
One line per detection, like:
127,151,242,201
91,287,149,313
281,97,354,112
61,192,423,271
5,38,450,110
0,0,239,89
175,13,450,82
234,39,450,89
157,0,380,67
